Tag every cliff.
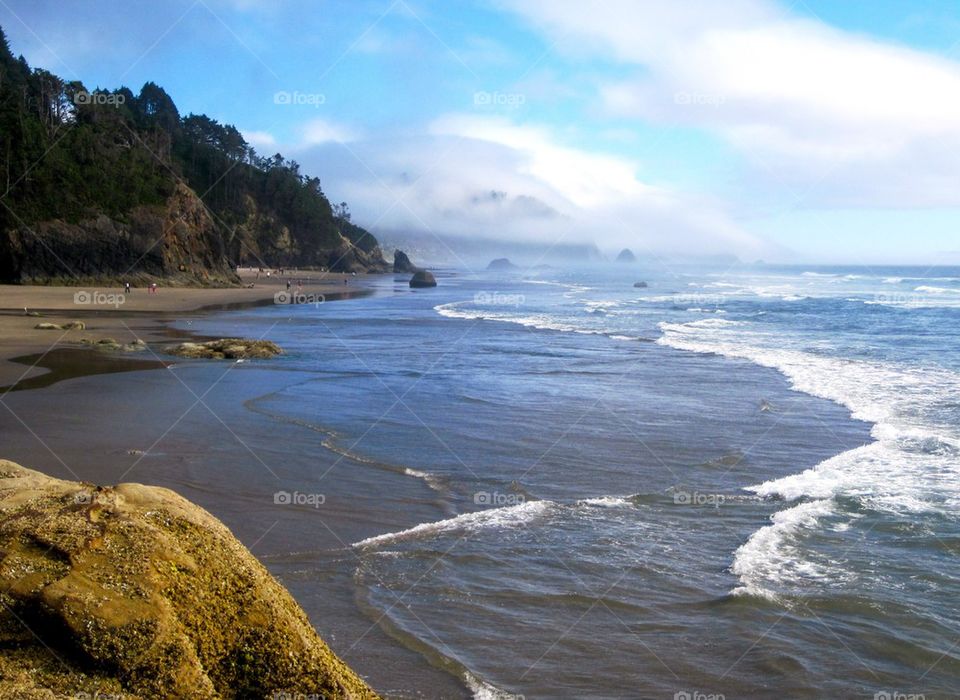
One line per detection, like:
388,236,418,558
0,460,378,699
0,183,239,286
0,26,387,284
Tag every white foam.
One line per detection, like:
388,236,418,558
658,314,960,599
578,496,631,508
465,670,520,700
915,285,960,294
353,501,553,548
731,499,838,601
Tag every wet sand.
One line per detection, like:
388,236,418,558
0,270,378,388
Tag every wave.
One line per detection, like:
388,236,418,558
915,285,960,295
353,500,554,548
731,499,838,602
658,315,960,600
465,670,520,700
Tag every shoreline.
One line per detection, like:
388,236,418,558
0,270,386,390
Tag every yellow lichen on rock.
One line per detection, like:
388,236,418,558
0,460,378,699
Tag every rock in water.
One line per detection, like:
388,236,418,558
486,258,519,272
392,250,421,273
0,461,378,698
633,281,648,288
616,248,636,263
409,270,437,288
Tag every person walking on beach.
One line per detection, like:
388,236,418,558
124,281,131,295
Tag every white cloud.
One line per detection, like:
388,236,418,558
300,119,360,145
292,114,769,258
242,130,277,149
502,0,960,207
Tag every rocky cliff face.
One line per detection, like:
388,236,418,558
0,183,389,284
0,460,378,699
0,184,239,286
222,194,388,275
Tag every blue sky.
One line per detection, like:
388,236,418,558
4,0,960,263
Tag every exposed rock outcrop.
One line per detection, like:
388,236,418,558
0,460,377,699
633,281,648,288
486,258,519,272
409,270,437,288
392,250,421,274
165,339,283,360
616,248,636,263
0,184,239,286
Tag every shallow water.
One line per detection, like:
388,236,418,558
4,264,959,697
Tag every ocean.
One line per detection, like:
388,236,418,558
5,263,958,698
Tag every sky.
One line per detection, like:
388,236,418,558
4,0,960,263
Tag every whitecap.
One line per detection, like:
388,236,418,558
353,501,554,548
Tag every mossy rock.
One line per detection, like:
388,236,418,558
165,339,283,360
0,461,378,699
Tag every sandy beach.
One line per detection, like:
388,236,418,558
0,271,382,388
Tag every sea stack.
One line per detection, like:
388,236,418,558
616,248,637,263
393,250,421,273
409,270,437,288
486,258,519,272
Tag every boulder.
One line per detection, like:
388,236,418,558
36,321,86,330
0,460,377,698
409,270,437,288
392,250,421,274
